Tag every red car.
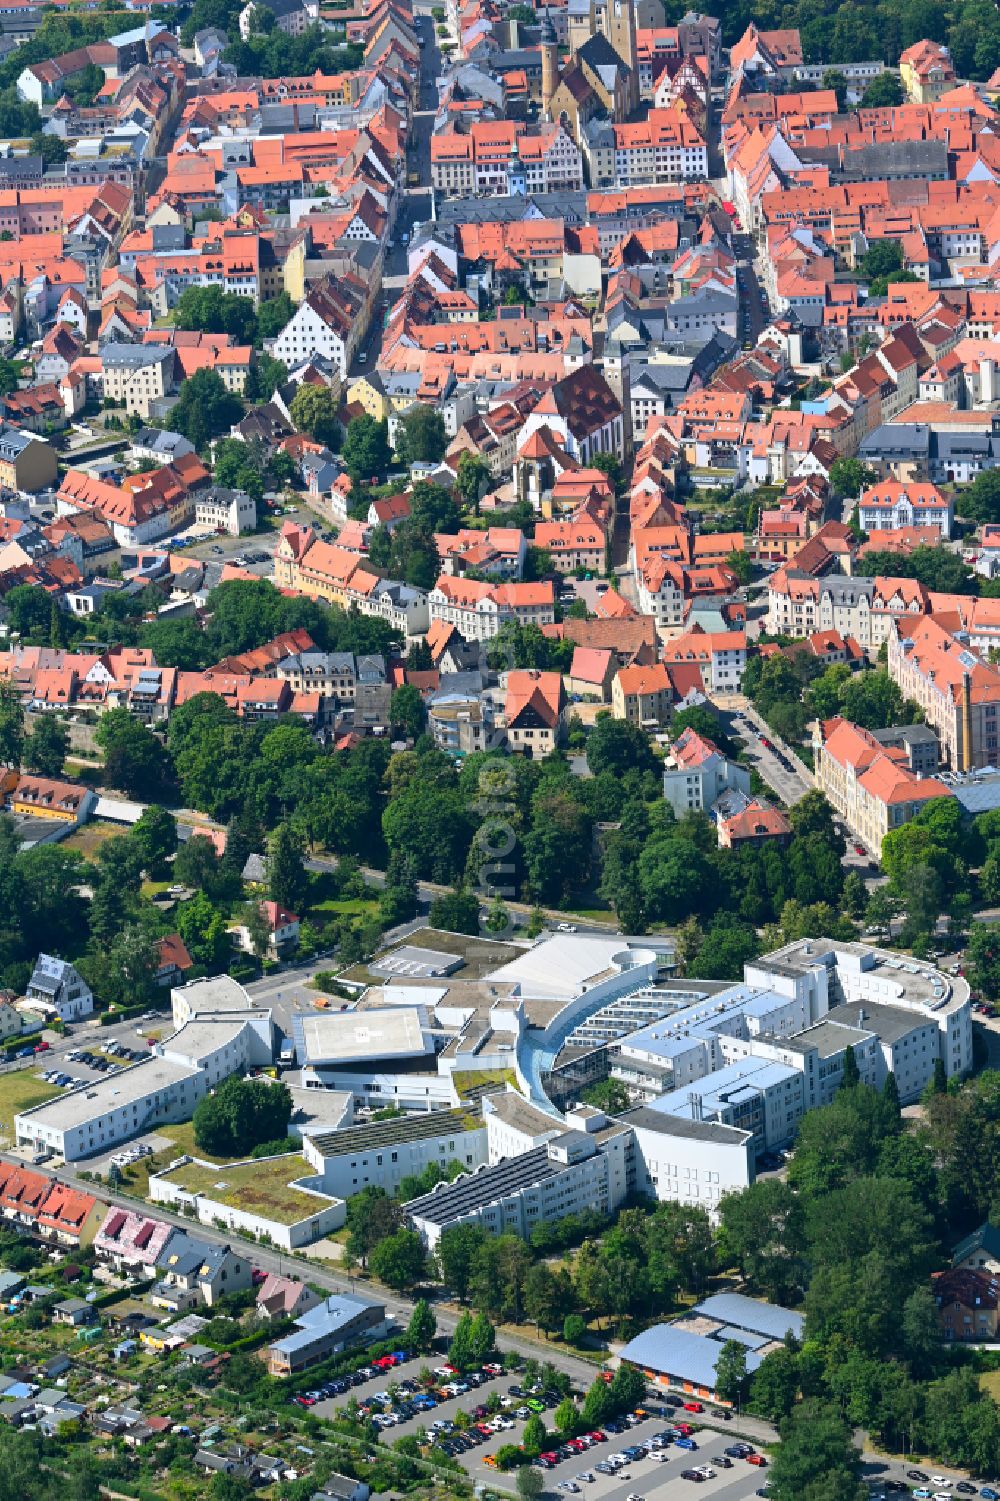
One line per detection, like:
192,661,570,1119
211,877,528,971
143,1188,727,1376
567,1439,586,1453
372,1356,397,1370
747,1455,767,1468
475,1424,493,1437
676,1423,695,1436
588,1432,606,1444
683,1403,704,1413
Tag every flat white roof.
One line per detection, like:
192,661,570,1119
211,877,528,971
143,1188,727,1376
380,984,449,1008
172,975,253,1014
300,1007,433,1065
161,1018,249,1067
485,934,628,1002
18,1057,198,1131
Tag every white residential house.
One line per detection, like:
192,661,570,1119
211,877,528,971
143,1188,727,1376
856,480,954,540
661,727,751,816
195,487,257,536
24,955,93,1022
271,275,368,383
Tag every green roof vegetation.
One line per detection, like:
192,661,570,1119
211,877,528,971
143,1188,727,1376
155,1153,333,1226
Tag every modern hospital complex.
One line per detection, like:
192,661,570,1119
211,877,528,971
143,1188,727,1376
13,932,972,1249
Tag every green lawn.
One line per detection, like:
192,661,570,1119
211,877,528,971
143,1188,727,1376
63,760,102,784
125,1119,261,1198
152,1119,244,1165
0,1070,61,1140
155,1152,329,1225
563,902,615,923
309,897,380,920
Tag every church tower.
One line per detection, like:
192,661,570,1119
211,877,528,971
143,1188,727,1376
540,12,559,120
567,0,595,57
602,332,633,462
607,0,638,110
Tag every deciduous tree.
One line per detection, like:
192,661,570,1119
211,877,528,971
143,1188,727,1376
290,383,341,447
369,1228,426,1290
22,716,68,778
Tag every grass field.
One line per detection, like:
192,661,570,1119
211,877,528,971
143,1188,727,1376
310,896,380,921
63,761,102,784
154,1119,245,1165
155,1152,328,1225
0,1070,61,1139
563,902,616,923
60,821,126,861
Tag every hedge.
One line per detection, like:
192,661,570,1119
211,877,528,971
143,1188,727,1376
91,1278,155,1311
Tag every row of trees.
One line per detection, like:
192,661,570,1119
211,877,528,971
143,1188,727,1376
601,779,852,967
662,0,1000,78
432,1201,712,1335
223,23,363,78
341,1173,714,1336
721,1072,1000,1480
745,651,920,748
495,1366,647,1471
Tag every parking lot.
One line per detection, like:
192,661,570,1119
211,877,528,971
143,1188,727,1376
305,1357,771,1497
37,1031,155,1095
303,1354,993,1501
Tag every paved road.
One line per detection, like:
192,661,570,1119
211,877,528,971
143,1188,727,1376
0,1149,624,1384
349,17,437,376
733,235,768,347
729,705,814,807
